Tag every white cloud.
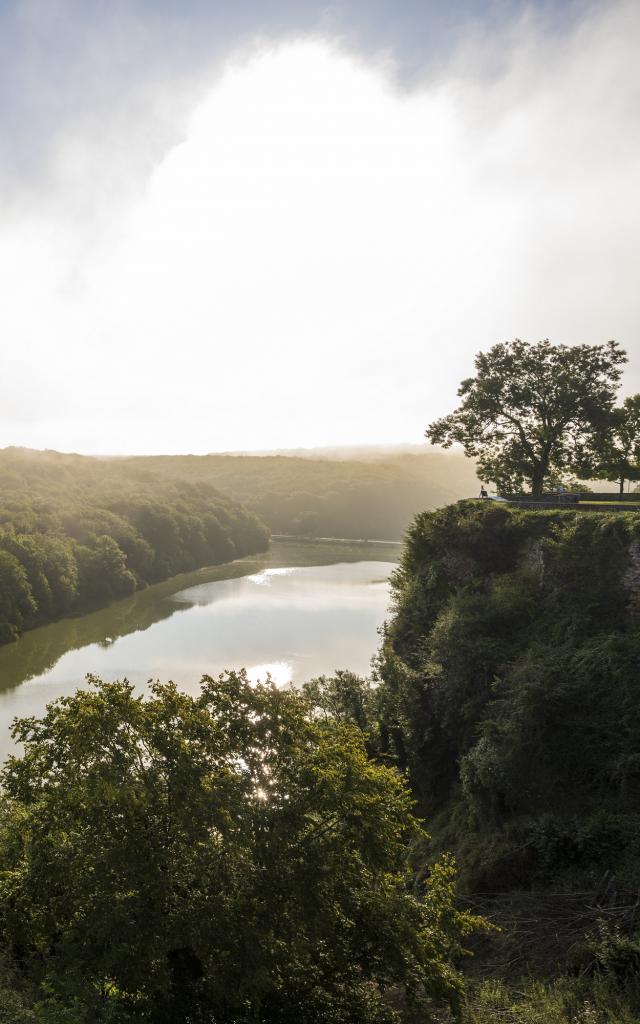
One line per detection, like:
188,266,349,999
2,2,640,453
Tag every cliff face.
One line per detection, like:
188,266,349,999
380,502,640,890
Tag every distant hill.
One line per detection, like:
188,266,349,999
127,449,479,540
218,443,435,461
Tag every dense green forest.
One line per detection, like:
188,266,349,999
371,501,640,1020
128,450,478,540
0,448,269,644
378,502,640,887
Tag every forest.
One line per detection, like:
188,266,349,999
1,0,636,1015
128,449,477,539
373,501,640,1020
376,501,640,879
0,448,269,644
0,445,477,645
0,501,638,1021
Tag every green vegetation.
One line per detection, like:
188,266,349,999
128,450,478,540
589,394,640,494
0,448,269,644
459,974,640,1024
378,502,640,889
2,486,640,1020
301,505,640,1019
0,444,478,644
427,339,632,495
0,673,480,1024
365,500,640,1020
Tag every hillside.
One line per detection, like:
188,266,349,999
0,448,269,642
127,449,479,540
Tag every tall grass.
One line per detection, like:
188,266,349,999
462,977,640,1024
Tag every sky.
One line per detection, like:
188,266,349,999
1,0,639,455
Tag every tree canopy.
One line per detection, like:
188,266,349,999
0,673,479,1024
426,339,627,495
0,449,269,644
590,394,640,493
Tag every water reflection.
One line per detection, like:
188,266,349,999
246,662,293,686
0,539,399,762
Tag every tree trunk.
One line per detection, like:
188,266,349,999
620,477,625,495
531,466,544,497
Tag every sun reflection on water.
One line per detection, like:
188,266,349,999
246,661,293,686
246,568,295,586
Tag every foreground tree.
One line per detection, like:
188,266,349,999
592,395,640,494
0,674,479,1024
426,339,626,495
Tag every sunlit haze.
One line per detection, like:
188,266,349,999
2,1,639,454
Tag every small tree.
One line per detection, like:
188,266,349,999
592,395,640,494
426,339,626,496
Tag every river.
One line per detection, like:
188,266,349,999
0,538,400,761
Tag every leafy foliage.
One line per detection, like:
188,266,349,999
457,975,640,1024
377,501,640,889
0,673,480,1024
588,395,640,493
0,551,36,644
0,448,269,644
427,339,626,495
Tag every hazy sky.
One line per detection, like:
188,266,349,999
1,0,639,454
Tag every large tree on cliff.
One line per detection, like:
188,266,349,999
426,339,626,495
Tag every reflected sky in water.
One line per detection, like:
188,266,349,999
0,549,395,761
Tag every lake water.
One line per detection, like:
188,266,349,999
0,539,400,761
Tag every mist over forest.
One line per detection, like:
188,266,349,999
128,447,479,539
0,446,269,643
2,0,640,1020
0,444,478,644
